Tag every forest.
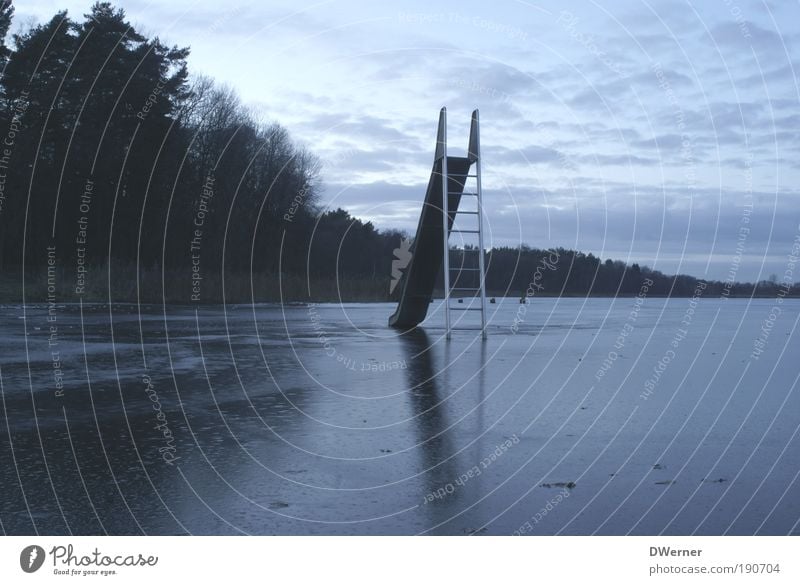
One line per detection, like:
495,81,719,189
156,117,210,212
0,1,795,303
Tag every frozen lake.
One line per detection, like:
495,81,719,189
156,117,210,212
1,297,799,535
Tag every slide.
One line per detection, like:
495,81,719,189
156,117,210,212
388,154,472,329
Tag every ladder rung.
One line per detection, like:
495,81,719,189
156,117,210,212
450,326,486,331
451,174,478,178
450,306,483,311
450,229,479,234
450,267,482,271
451,192,479,196
451,287,480,291
457,211,479,215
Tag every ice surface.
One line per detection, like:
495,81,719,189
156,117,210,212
1,298,798,534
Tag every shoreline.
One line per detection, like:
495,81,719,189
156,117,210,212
3,266,798,305
3,294,798,308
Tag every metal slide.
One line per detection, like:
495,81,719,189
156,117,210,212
388,108,487,339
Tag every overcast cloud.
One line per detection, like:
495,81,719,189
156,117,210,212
20,0,800,280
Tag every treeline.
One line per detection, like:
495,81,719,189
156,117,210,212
477,247,798,299
0,2,341,302
0,2,795,303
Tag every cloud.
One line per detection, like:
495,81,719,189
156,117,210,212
18,0,800,280
576,153,659,166
485,144,570,168
632,133,686,150
709,20,784,51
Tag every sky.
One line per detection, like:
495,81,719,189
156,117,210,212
18,0,800,281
